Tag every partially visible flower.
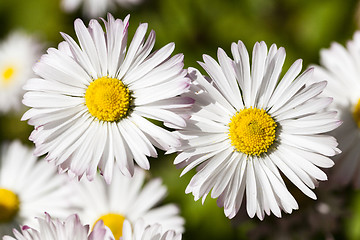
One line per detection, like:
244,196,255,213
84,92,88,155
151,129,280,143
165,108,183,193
0,141,76,237
174,41,340,220
61,0,144,18
74,167,184,240
121,219,182,240
2,213,111,240
22,14,191,183
61,0,115,18
312,31,360,188
0,32,40,113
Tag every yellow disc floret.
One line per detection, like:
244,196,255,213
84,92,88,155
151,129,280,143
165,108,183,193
85,77,131,122
0,188,20,223
1,66,15,85
228,107,277,156
353,99,360,128
93,213,126,239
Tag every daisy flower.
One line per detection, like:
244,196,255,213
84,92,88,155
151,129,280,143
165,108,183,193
174,41,341,220
74,167,184,240
0,141,75,237
312,31,360,188
21,14,191,183
121,219,182,240
3,213,110,240
0,32,40,113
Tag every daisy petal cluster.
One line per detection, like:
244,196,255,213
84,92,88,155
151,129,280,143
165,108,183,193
174,41,341,219
74,167,184,239
2,213,110,240
121,219,182,240
0,32,40,114
22,13,191,183
0,141,75,237
312,31,360,188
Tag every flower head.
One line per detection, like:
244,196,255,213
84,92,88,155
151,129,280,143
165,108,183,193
312,31,360,188
0,32,40,113
22,14,191,183
74,167,184,239
174,41,341,219
0,141,75,237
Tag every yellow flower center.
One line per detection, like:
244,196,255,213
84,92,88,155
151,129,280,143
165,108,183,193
94,213,126,239
228,108,277,156
353,99,360,128
0,188,20,223
2,66,15,85
85,77,131,122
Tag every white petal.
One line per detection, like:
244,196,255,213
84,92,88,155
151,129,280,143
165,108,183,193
250,41,267,107
118,23,148,79
231,41,251,107
74,18,102,77
245,159,257,218
267,59,303,109
257,46,286,109
188,67,235,115
271,151,317,199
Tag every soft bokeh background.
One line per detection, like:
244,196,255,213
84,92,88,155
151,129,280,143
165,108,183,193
1,0,360,239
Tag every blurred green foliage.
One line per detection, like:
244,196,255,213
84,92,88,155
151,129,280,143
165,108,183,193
0,0,360,239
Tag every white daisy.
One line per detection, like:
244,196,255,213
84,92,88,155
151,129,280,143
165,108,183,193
21,14,191,183
312,31,360,188
3,213,111,240
74,167,184,240
0,141,75,237
0,32,40,113
174,41,341,220
121,219,182,240
61,0,115,18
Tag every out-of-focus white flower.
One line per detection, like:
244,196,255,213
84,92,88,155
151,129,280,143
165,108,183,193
115,0,144,9
0,32,40,114
0,141,75,237
61,0,144,18
312,31,360,188
61,0,115,18
175,41,341,220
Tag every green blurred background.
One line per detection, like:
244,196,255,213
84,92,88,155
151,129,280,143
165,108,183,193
1,0,360,239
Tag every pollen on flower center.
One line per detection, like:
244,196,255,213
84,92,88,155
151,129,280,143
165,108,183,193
85,77,131,122
353,99,360,128
228,107,277,156
94,213,126,239
2,66,15,84
0,188,20,223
